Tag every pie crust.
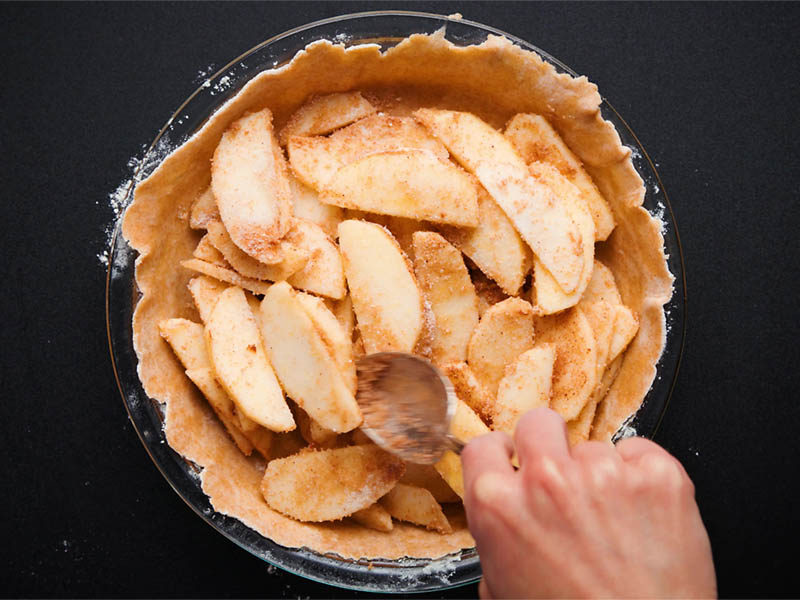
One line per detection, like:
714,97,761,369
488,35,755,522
122,31,673,560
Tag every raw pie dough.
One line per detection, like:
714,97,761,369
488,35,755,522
122,31,673,560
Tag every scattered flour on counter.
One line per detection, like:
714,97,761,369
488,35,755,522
652,181,661,195
96,172,135,268
650,201,668,236
193,63,217,84
97,136,175,268
210,73,236,95
332,32,351,45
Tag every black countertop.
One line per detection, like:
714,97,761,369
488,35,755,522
3,2,799,598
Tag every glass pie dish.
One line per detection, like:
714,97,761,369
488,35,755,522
106,10,686,593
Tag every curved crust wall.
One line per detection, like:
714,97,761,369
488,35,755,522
122,31,673,560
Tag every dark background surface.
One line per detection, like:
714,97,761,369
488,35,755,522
2,2,799,598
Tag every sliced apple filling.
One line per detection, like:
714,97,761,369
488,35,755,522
158,94,640,535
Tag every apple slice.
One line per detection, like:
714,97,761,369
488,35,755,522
288,174,343,239
295,291,356,395
157,317,263,456
338,220,423,353
353,333,366,359
158,318,209,372
211,108,293,263
187,276,228,324
412,232,480,365
471,270,509,318
534,308,597,422
284,219,347,299
345,213,436,262
278,91,377,145
260,445,405,522
288,114,448,191
183,367,258,456
567,355,623,446
607,305,639,364
537,258,620,317
475,160,585,295
350,503,394,532
212,291,261,434
241,425,274,460
205,221,309,281
193,234,229,268
319,149,479,226
413,108,527,172
292,404,339,449
492,345,556,436
434,398,490,499
505,113,615,240
205,286,294,432
328,295,354,341
581,260,623,305
380,483,452,534
381,216,432,262
467,297,536,398
579,300,616,376
181,258,272,296
438,186,531,296
529,162,596,314
400,463,460,504
189,187,220,230
259,282,362,433
442,362,493,425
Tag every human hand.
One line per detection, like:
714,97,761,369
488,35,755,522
461,407,716,599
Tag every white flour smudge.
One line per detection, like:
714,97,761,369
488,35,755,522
332,32,352,45
210,72,236,96
612,414,638,442
650,200,668,236
97,136,175,268
193,63,217,84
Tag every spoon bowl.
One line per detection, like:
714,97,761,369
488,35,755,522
355,353,463,464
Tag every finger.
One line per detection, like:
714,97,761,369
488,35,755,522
572,441,624,490
571,440,623,464
462,431,515,478
616,436,691,481
514,407,571,466
479,578,493,600
461,431,516,506
616,435,675,463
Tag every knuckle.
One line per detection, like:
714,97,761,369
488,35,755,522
523,456,573,500
574,441,615,463
517,406,562,433
462,432,503,464
637,453,686,493
466,474,521,532
617,435,659,456
585,458,622,492
624,466,650,496
471,472,508,506
460,439,482,465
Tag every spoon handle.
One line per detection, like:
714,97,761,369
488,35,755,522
445,434,466,455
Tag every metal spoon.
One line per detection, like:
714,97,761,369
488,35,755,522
355,352,465,464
